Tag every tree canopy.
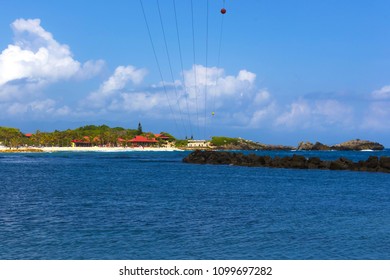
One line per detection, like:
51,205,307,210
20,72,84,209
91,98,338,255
0,125,176,148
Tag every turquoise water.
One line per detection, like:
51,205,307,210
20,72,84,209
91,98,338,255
0,150,389,259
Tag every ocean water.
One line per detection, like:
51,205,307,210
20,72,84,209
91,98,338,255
0,150,389,260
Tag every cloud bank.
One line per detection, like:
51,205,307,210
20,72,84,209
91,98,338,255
80,64,262,126
0,18,104,104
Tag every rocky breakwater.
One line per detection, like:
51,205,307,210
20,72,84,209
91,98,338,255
183,150,390,173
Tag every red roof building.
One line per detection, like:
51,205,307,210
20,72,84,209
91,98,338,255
154,133,170,140
71,136,92,147
129,135,158,147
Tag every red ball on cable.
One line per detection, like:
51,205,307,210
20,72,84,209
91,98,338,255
221,8,226,14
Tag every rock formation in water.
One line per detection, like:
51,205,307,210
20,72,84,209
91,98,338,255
331,139,384,151
297,141,330,151
209,138,384,151
296,139,384,151
183,150,390,173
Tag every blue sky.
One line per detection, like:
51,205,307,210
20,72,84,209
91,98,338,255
1,0,390,146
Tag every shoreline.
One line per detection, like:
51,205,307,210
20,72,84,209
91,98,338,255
1,146,388,153
0,146,184,153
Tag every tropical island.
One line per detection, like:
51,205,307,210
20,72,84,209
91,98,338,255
0,124,178,152
0,124,385,152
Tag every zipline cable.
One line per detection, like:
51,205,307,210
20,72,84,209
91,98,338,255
204,0,209,140
211,0,227,121
139,0,181,136
156,0,188,138
190,0,200,138
173,0,193,139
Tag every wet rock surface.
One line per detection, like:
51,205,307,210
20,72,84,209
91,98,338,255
183,150,390,173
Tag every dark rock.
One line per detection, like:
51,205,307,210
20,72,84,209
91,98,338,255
297,141,314,150
307,157,321,169
290,154,308,169
263,155,272,165
207,137,383,151
311,142,331,150
298,141,330,151
260,144,295,151
332,139,384,151
366,156,379,169
330,157,354,170
380,156,390,169
295,139,384,151
183,151,390,173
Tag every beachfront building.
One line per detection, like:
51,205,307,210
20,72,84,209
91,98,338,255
154,133,171,140
70,132,171,148
129,135,158,147
71,136,93,147
187,140,210,148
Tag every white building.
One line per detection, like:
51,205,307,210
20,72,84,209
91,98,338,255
187,140,210,148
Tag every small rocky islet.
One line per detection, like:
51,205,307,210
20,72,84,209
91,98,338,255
210,138,385,151
296,139,384,151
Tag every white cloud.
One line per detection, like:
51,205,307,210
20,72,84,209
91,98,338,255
253,90,270,105
275,98,354,129
275,99,312,128
6,99,56,117
101,65,147,93
76,60,105,80
314,99,353,125
361,101,390,130
83,65,147,108
1,19,74,85
0,18,104,97
83,65,259,118
248,102,278,128
360,86,390,130
182,65,256,99
371,85,390,100
0,82,43,102
238,70,256,83
1,99,71,117
109,92,164,112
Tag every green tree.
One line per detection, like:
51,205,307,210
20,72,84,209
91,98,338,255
0,127,23,148
211,136,239,146
137,122,143,135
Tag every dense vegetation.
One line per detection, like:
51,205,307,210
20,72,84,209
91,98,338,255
0,127,25,148
0,125,176,148
174,139,189,148
210,136,240,146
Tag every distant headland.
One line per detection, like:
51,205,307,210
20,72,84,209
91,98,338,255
202,137,384,151
0,125,385,152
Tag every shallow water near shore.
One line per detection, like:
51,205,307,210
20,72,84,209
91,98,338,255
1,150,389,259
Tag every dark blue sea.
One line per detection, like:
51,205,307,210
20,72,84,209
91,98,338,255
1,150,389,260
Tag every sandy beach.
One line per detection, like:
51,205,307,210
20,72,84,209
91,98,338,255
0,146,184,153
42,146,184,152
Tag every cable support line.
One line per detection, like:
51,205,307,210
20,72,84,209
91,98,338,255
211,0,226,119
204,0,209,140
190,0,200,138
156,0,188,138
139,0,180,137
173,0,193,138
